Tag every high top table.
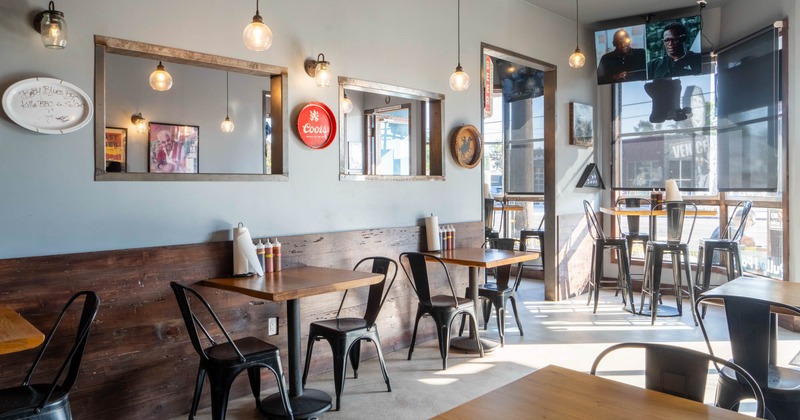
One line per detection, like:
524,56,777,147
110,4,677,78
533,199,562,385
202,266,384,419
426,248,540,353
0,306,44,355
433,364,749,419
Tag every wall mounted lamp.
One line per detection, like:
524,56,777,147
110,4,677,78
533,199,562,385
568,0,586,68
449,0,469,91
130,113,146,133
33,1,67,49
243,0,273,51
341,91,353,114
149,61,173,91
304,53,332,88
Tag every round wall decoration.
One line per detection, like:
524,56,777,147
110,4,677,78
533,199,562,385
450,124,483,168
296,101,337,149
2,77,93,134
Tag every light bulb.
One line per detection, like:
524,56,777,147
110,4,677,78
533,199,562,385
315,61,332,88
569,48,586,68
149,61,173,91
449,65,470,91
38,3,67,49
221,116,235,133
243,14,273,51
341,95,353,114
131,113,146,133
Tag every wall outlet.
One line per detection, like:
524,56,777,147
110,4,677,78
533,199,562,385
268,317,279,336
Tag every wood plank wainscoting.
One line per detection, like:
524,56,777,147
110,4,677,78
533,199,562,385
0,222,482,419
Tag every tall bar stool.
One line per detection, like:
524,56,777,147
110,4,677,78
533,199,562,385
639,201,698,325
694,200,753,318
484,198,500,240
517,216,545,291
582,200,635,314
615,197,651,264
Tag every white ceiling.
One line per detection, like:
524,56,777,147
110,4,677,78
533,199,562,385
520,0,728,26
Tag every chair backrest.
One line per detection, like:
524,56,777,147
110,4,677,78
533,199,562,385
170,282,246,363
22,291,100,412
591,342,766,418
484,198,497,233
482,238,521,289
615,196,651,236
722,200,754,241
583,200,606,241
651,201,697,243
399,252,459,308
336,257,398,328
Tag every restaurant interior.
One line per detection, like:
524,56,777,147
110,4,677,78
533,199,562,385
0,0,797,419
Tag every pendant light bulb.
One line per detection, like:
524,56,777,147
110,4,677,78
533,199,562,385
243,0,273,51
221,71,234,133
314,54,332,88
221,116,235,133
569,0,585,69
149,61,173,91
341,92,353,114
450,0,469,91
131,113,146,133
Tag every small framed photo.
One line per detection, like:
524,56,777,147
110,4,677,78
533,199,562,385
104,127,127,172
148,122,199,173
569,102,594,147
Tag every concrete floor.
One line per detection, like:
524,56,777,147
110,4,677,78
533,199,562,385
178,278,800,419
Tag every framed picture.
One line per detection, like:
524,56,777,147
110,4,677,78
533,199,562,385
104,127,127,172
148,122,199,173
569,102,594,147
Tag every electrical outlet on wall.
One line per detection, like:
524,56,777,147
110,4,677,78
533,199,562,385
268,317,279,336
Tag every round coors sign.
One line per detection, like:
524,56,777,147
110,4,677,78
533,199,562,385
297,101,337,149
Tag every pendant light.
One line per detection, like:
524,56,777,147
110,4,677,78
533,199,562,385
243,0,273,51
449,0,469,91
33,1,67,49
341,91,353,114
149,61,173,91
568,0,586,68
221,72,235,133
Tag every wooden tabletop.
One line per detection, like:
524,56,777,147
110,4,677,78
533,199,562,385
701,276,800,316
0,306,45,355
201,266,384,302
494,204,525,212
429,248,540,269
601,206,717,217
432,364,749,420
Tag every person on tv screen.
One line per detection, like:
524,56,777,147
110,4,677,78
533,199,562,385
647,22,702,79
597,29,646,84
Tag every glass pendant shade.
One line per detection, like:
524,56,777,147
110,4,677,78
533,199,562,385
38,2,67,49
449,66,470,91
243,14,272,51
130,113,146,133
568,48,586,68
221,116,235,133
341,94,353,114
314,61,332,88
149,61,173,91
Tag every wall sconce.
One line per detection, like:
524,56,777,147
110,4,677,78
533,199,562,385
149,61,173,91
305,53,332,88
243,0,273,51
341,91,353,114
130,113,146,133
33,1,67,49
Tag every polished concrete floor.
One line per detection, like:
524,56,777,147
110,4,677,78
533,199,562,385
178,277,800,419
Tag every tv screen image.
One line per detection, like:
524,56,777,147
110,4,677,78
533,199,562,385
595,24,647,85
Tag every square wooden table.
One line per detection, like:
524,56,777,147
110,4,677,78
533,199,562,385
0,306,44,355
202,266,384,419
432,364,749,419
425,248,540,352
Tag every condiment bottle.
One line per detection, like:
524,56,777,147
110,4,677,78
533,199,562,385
450,225,456,249
440,228,446,251
272,238,282,271
265,239,274,273
256,240,266,272
446,225,454,250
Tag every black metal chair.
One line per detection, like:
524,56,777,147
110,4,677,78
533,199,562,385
484,198,500,240
582,200,635,314
301,257,397,411
400,252,483,370
591,342,766,418
169,282,293,420
639,201,699,325
695,200,753,318
457,238,523,347
0,291,100,420
696,291,800,419
517,216,545,291
615,197,651,264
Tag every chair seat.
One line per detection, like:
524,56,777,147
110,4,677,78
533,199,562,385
309,317,369,334
477,283,513,294
430,295,472,309
205,336,278,362
648,241,689,250
0,384,70,420
721,364,800,393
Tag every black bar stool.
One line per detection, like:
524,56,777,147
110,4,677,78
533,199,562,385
615,197,651,264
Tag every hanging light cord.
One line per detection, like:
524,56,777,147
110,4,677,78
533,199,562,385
698,2,715,52
457,0,462,66
226,71,230,116
575,0,580,49
255,0,260,16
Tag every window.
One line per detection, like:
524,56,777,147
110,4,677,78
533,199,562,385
365,105,411,176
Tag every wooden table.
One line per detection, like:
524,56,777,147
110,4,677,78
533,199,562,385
427,248,539,353
433,364,749,419
494,203,524,237
0,306,44,355
202,266,384,419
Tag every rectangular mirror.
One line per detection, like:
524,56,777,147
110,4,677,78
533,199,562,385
339,77,444,181
94,36,288,181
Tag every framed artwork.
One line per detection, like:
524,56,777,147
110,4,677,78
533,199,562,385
576,163,605,189
450,124,483,169
148,122,199,173
569,102,594,147
104,127,127,172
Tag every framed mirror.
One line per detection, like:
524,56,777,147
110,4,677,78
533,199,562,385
94,35,288,181
338,77,444,181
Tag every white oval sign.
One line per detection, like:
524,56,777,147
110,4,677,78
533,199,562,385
2,77,93,134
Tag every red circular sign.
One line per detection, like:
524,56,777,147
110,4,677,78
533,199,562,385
297,101,337,149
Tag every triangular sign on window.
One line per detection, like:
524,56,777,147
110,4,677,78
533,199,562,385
577,163,605,189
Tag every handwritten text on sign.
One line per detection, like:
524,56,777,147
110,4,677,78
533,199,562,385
2,78,92,134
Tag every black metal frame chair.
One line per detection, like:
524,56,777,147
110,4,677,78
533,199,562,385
400,252,483,370
615,197,652,264
0,291,100,420
517,216,545,291
301,257,397,411
591,342,766,418
484,198,500,240
170,282,293,420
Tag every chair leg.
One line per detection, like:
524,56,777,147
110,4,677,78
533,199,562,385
509,295,523,336
650,250,664,325
207,370,234,420
672,251,683,314
457,289,469,336
483,298,492,330
333,338,348,411
437,319,450,370
349,340,361,378
701,245,715,319
618,243,635,313
467,311,484,358
408,307,423,361
302,334,317,387
369,330,392,392
268,356,294,420
592,242,604,314
246,367,261,405
587,243,596,307
189,365,207,419
681,248,698,326
494,299,505,347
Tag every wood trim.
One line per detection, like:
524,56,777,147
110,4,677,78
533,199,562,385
780,18,790,283
543,68,558,300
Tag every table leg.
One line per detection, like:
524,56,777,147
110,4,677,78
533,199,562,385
450,266,500,353
260,299,332,419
